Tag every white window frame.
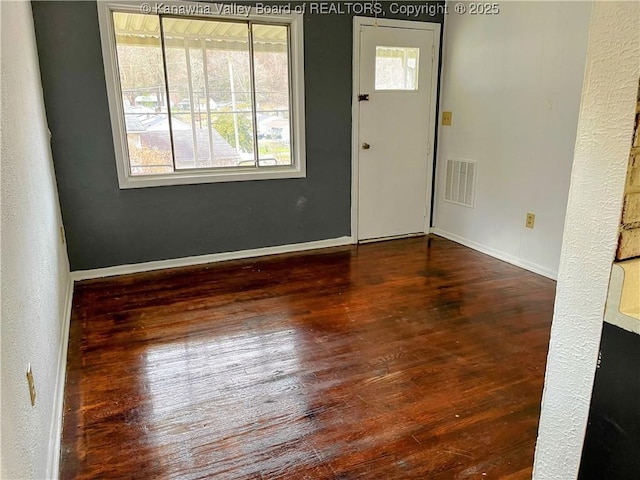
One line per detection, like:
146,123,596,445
97,0,306,189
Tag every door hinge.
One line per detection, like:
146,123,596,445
358,94,370,102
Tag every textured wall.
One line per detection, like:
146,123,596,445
433,1,592,279
533,2,640,478
31,1,444,271
0,1,71,478
578,322,640,478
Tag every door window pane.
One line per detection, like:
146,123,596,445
375,46,420,91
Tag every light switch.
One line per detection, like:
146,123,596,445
442,111,452,126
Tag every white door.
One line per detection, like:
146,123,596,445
356,22,435,241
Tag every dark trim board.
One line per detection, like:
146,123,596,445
579,322,640,479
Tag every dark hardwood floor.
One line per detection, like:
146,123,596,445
61,235,556,479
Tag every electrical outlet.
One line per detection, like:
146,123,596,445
526,213,536,229
26,365,36,407
442,111,452,126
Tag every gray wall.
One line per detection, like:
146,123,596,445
32,1,444,271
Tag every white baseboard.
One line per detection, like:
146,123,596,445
431,228,558,280
46,274,74,480
71,236,355,281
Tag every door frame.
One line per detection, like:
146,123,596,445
351,16,441,242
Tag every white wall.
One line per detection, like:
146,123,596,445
533,1,640,478
0,1,72,478
433,1,593,279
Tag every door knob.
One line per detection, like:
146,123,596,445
362,142,371,150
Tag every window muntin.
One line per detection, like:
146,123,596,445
99,2,305,188
375,46,420,91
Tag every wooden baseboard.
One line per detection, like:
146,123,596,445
71,237,355,281
46,275,74,479
431,228,557,280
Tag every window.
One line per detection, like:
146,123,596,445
97,1,305,188
375,46,420,91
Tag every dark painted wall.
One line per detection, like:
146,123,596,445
32,1,444,270
579,322,640,480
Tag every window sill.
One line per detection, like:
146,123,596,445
117,166,306,189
